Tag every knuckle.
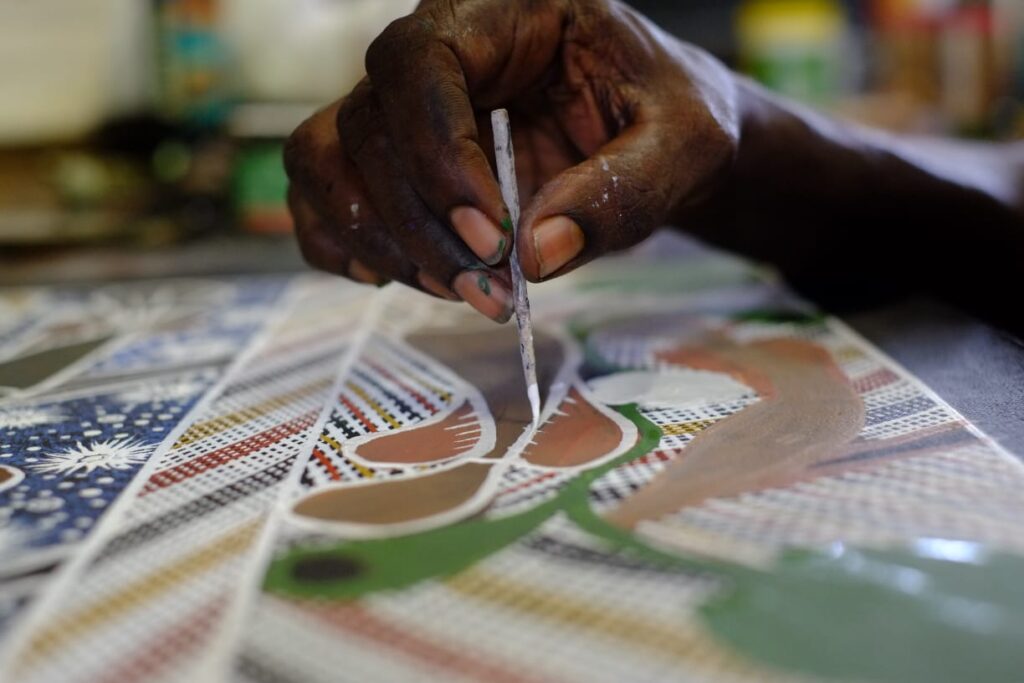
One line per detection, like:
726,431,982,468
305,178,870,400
593,170,662,243
297,233,347,276
411,134,474,179
336,98,383,161
283,119,318,182
450,136,482,168
365,16,427,77
335,97,363,142
395,215,433,236
350,130,391,165
295,233,325,271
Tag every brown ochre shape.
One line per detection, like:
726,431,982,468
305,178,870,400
354,400,481,465
291,324,637,527
293,463,493,526
606,336,865,529
522,386,630,468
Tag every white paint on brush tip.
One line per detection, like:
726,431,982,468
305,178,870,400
528,383,541,426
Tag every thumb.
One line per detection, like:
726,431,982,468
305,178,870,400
517,122,691,282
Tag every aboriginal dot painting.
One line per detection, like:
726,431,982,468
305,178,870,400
1,239,1023,683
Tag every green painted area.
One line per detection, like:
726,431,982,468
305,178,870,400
264,405,664,599
266,494,556,600
0,337,112,390
500,216,513,234
700,544,1024,682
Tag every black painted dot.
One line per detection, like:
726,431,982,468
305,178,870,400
292,554,364,582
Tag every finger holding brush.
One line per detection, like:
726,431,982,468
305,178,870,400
284,0,738,323
285,0,1024,335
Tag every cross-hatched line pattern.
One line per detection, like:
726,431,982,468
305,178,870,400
2,278,362,683
0,277,289,640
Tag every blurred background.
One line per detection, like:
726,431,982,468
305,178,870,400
1,0,1022,284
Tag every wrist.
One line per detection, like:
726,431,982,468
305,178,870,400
659,47,747,224
666,74,774,229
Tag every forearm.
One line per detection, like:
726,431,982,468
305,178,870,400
686,77,1024,327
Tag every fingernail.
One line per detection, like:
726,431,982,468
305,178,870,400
418,272,460,301
452,270,512,323
349,259,383,285
451,207,508,266
533,216,584,278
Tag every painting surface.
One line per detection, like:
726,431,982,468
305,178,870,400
0,278,288,636
1,240,1023,682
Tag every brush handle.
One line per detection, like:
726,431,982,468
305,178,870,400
491,109,540,425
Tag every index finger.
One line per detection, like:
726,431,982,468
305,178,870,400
361,0,566,259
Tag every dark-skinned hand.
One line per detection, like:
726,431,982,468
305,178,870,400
284,0,739,322
285,0,1024,336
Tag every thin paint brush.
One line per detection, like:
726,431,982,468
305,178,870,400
491,109,540,426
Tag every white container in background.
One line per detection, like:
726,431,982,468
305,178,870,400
0,0,151,145
220,0,418,104
0,0,417,143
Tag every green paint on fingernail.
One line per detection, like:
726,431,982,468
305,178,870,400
477,274,491,296
495,237,506,260
500,216,513,234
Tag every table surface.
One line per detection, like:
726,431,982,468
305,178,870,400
849,299,1024,460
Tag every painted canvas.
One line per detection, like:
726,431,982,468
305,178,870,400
0,278,288,634
1,238,1022,682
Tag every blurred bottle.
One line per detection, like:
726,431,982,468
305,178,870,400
0,1,165,246
217,0,417,235
1015,13,1024,136
228,104,310,235
736,0,850,105
219,0,417,103
871,0,1018,137
938,1,997,136
154,0,232,129
992,0,1024,136
0,0,152,145
871,0,945,112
